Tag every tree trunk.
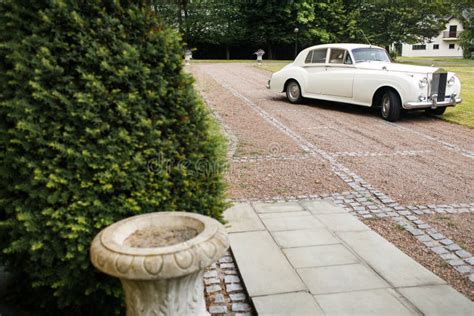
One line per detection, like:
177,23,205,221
267,44,273,60
183,0,190,45
177,4,182,35
225,44,230,60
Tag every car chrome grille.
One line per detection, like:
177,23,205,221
431,73,447,101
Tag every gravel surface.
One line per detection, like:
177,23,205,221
399,117,474,153
421,213,474,255
340,149,474,205
269,102,437,154
226,158,349,199
364,218,474,300
192,66,302,157
191,63,473,204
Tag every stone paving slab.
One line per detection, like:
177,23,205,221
252,201,304,213
298,263,390,295
225,202,472,315
259,210,311,219
223,203,265,233
272,229,339,248
283,244,359,268
252,292,324,315
261,215,324,232
300,200,348,214
337,230,446,287
398,285,474,316
228,231,305,296
314,289,417,316
314,213,369,232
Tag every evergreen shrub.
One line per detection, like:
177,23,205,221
0,0,226,313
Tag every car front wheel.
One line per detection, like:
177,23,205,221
380,90,401,122
425,107,446,116
286,80,303,104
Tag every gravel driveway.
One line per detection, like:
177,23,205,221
191,63,474,301
191,63,474,205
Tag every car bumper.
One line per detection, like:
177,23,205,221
404,96,462,110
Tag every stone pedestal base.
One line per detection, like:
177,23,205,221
122,270,208,316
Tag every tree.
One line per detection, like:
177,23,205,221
237,0,296,59
153,0,245,58
459,9,473,58
293,0,359,47
355,0,448,49
151,0,459,59
208,1,246,59
0,0,226,313
448,0,473,58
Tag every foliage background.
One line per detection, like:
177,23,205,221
153,0,473,59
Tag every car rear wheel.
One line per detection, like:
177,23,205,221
380,90,401,122
286,80,303,104
425,107,446,116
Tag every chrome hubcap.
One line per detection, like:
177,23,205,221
288,83,300,100
382,95,390,117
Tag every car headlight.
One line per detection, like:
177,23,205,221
419,77,428,88
448,76,456,87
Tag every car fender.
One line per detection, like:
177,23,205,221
353,71,419,106
271,66,306,94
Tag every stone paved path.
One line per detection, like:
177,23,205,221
225,200,474,315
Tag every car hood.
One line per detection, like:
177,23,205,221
356,61,441,74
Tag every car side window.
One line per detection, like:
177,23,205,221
344,53,353,65
311,49,327,63
305,50,313,63
329,49,345,64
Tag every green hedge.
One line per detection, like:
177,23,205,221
0,1,226,314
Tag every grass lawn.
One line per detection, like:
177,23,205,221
397,56,474,64
440,67,474,128
258,61,292,72
252,57,474,128
192,59,255,63
192,59,292,65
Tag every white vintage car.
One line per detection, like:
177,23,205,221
267,43,462,121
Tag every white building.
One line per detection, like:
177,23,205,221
400,17,464,57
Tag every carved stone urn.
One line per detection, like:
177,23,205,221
90,212,229,316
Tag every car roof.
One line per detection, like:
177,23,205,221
294,43,385,64
306,43,384,51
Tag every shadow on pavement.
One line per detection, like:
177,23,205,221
270,95,442,123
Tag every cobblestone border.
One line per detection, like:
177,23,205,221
331,150,432,158
341,199,474,281
402,203,474,214
204,250,254,315
229,148,437,163
231,154,312,163
393,216,474,279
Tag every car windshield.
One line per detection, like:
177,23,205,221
351,48,391,63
